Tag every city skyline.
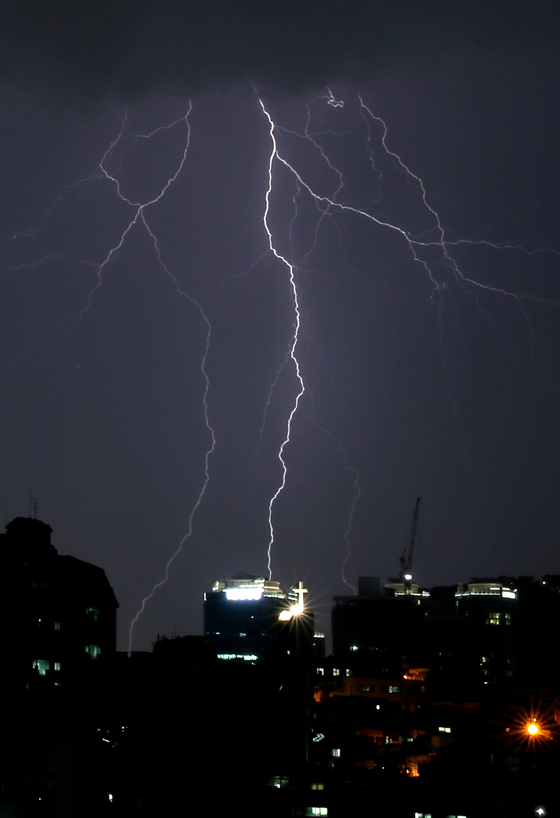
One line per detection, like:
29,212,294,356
1,2,559,652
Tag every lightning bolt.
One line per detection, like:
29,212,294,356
126,220,215,655
89,106,218,653
4,103,218,651
258,98,306,580
5,86,558,642
256,87,559,586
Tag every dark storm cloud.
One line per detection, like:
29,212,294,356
2,0,558,103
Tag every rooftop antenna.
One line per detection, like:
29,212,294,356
29,496,38,519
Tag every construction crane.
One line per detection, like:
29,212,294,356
400,497,421,584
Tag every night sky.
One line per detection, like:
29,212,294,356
1,1,559,651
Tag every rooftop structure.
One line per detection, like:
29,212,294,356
204,574,310,662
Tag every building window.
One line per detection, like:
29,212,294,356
332,668,340,677
317,668,324,676
389,685,400,694
346,669,352,677
309,809,328,816
438,726,451,733
268,776,289,789
32,659,50,676
86,645,101,659
54,621,61,631
54,662,61,671
86,607,101,620
487,612,511,626
311,782,324,790
358,684,372,692
331,748,340,758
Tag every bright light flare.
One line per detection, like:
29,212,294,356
278,581,307,620
504,704,556,751
526,719,540,736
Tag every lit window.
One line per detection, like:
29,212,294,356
389,685,400,693
310,809,328,816
311,782,324,790
54,622,61,631
54,662,61,671
333,668,340,677
269,776,289,789
86,607,101,620
86,645,101,659
438,726,451,733
317,668,324,676
331,748,340,758
346,669,352,677
32,659,50,676
358,684,372,692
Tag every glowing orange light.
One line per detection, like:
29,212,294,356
527,720,540,736
503,705,555,751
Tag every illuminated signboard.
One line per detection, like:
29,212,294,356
225,588,263,601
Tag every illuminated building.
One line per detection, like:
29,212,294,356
204,573,312,662
453,580,517,683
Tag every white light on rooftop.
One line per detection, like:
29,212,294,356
225,588,263,601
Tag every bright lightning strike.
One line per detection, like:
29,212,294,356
258,97,306,581
5,85,559,647
254,87,559,587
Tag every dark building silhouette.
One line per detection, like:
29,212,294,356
1,516,118,696
332,576,519,690
316,574,560,816
332,576,431,666
0,516,118,818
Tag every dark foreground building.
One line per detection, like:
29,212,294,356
0,516,118,818
1,516,118,695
